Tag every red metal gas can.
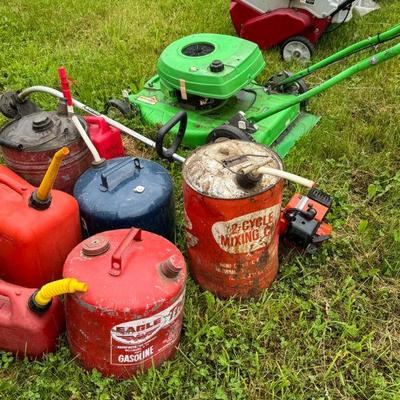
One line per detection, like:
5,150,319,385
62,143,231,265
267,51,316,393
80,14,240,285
0,107,93,194
0,280,64,359
0,165,81,288
84,116,125,160
63,228,186,379
183,140,284,298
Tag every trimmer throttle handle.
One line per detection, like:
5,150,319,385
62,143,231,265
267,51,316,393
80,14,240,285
156,111,187,161
58,67,73,107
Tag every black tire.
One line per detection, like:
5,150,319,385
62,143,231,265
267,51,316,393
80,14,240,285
281,36,315,63
103,99,139,119
206,124,254,143
265,70,308,95
282,72,309,108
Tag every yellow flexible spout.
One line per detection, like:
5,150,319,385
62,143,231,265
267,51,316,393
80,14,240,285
36,147,70,202
34,278,88,306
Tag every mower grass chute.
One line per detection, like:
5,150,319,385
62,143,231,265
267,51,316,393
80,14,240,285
128,24,400,160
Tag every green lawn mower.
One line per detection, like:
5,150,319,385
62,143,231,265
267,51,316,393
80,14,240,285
116,24,400,160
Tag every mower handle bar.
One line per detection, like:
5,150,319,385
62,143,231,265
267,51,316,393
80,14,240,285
278,23,400,88
330,0,357,18
156,111,187,161
250,40,400,122
17,86,186,164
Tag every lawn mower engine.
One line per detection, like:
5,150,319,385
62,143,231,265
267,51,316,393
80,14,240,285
156,34,264,110
230,0,370,61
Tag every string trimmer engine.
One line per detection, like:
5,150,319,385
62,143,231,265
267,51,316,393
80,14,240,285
280,188,332,252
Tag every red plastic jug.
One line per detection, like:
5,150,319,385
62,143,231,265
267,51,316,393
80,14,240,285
0,278,87,359
84,116,125,160
0,280,64,359
0,148,81,288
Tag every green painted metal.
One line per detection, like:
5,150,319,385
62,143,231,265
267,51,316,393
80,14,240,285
129,79,319,157
271,113,320,158
280,24,400,87
157,33,265,100
249,41,400,123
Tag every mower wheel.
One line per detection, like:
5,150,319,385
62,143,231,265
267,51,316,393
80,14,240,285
103,99,139,119
278,72,308,108
266,71,308,96
281,37,314,63
207,124,254,144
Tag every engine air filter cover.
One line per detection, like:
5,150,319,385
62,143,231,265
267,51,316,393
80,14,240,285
157,33,265,100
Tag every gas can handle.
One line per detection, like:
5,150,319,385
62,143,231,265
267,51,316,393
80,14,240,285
84,116,108,132
0,174,28,196
100,157,142,191
0,283,26,322
110,228,142,276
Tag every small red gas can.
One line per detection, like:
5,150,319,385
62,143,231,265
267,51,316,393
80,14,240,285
0,148,81,288
84,116,125,160
183,140,284,298
63,228,186,379
0,280,64,359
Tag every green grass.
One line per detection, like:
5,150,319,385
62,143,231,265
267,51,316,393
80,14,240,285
0,0,400,398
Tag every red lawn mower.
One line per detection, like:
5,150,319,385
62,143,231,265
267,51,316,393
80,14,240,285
230,0,375,62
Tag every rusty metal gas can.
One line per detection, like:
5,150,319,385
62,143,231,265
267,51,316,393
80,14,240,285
183,140,284,298
63,228,186,379
0,103,92,193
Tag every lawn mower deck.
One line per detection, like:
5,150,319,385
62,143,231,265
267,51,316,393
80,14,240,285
129,76,319,157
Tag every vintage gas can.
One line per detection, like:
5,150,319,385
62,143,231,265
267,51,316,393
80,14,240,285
63,228,186,378
0,103,93,193
0,149,81,288
74,157,175,242
84,116,125,160
183,140,284,298
0,280,64,359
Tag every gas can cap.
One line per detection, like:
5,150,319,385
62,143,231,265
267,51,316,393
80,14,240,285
160,256,183,279
82,236,110,257
32,116,54,132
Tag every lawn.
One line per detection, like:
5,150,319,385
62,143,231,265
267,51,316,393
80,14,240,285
0,0,399,399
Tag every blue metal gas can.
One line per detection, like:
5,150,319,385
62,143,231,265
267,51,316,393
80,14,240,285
73,157,175,242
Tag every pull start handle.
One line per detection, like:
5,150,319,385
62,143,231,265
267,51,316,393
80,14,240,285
110,228,142,276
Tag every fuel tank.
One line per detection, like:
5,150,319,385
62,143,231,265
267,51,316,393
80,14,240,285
0,104,92,194
74,157,175,242
183,140,284,298
0,149,81,288
63,228,187,378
